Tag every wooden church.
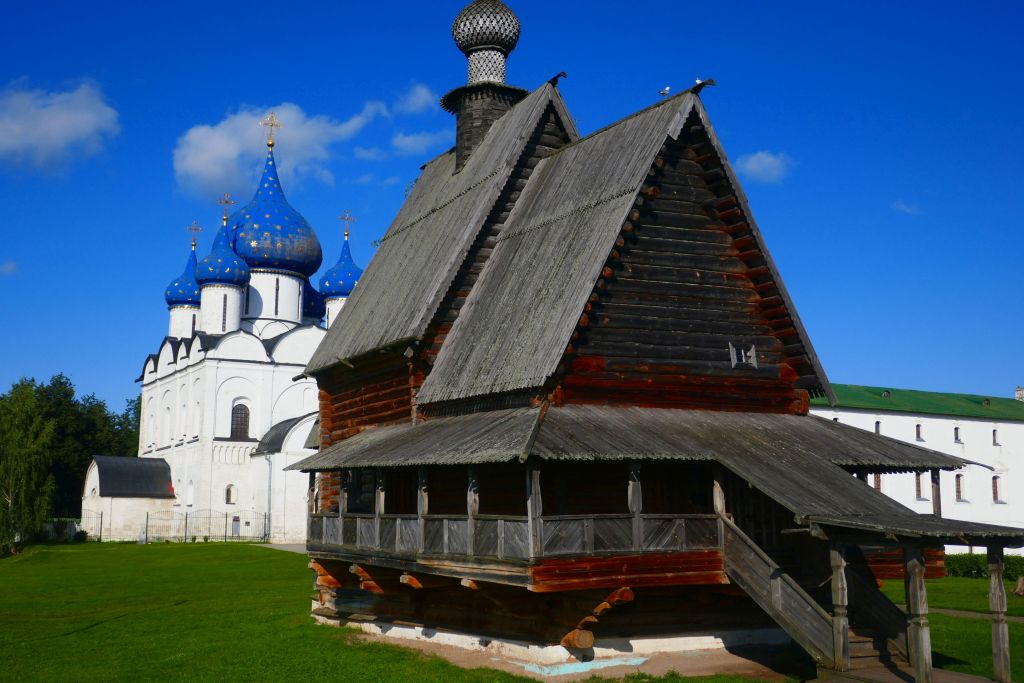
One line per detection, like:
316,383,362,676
292,2,1022,680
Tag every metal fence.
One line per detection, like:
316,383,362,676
64,510,269,543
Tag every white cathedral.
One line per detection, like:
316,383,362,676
81,127,362,543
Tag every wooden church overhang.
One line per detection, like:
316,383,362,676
415,91,832,407
288,405,965,472
306,83,579,374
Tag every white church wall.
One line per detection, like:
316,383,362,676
809,407,1024,554
243,271,303,326
200,284,243,334
168,305,199,339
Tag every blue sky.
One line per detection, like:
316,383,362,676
1,0,1022,408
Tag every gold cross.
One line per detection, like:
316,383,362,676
186,220,203,250
216,192,236,225
260,111,282,147
339,209,356,240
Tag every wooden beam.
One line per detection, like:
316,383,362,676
526,466,542,558
349,563,372,581
712,464,727,516
930,469,942,518
831,545,850,672
460,578,479,590
399,573,424,589
467,466,479,556
904,545,933,683
628,462,642,551
988,546,1012,683
560,628,595,649
417,466,428,554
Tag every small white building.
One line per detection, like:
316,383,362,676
810,384,1024,553
82,135,362,543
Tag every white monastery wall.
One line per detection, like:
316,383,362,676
809,407,1023,553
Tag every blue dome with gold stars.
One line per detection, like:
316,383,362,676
302,279,326,321
320,238,362,299
196,224,251,287
165,248,201,308
229,148,323,277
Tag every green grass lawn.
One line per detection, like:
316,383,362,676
928,613,1024,681
0,543,776,683
878,576,1024,617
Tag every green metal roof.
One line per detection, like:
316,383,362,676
810,384,1024,422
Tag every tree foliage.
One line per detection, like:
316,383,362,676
0,375,139,543
0,380,56,553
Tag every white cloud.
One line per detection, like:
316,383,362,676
0,82,119,169
173,100,388,198
352,173,402,187
354,146,388,161
391,129,452,156
734,150,793,184
394,83,439,115
353,173,377,185
0,260,17,276
892,199,921,215
382,176,401,186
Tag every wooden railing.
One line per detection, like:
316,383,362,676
308,512,722,561
721,516,836,668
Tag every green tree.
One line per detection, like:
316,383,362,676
0,379,56,554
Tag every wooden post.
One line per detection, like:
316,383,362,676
340,470,349,514
467,466,479,556
526,466,542,558
712,464,727,516
831,544,850,671
417,467,428,554
988,546,1011,683
904,545,933,683
930,469,942,518
374,469,385,549
628,462,643,551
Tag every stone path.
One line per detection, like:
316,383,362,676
895,604,1024,623
262,543,306,554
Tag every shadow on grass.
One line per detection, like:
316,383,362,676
0,612,130,646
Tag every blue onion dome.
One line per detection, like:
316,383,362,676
164,247,201,308
302,279,326,320
229,147,323,277
196,223,251,287
319,237,363,299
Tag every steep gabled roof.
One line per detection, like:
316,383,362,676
306,83,577,373
254,412,317,455
417,92,831,406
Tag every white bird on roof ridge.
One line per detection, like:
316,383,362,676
659,86,671,97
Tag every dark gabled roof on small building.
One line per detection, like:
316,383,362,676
90,455,174,498
306,83,578,373
288,406,963,471
253,412,317,455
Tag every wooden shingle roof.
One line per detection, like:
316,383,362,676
306,83,577,373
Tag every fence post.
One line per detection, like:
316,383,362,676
99,512,103,542
145,512,149,545
184,512,189,543
223,513,228,542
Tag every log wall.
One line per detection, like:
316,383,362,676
310,557,761,644
559,113,812,413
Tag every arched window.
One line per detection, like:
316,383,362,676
915,424,923,441
230,404,250,439
225,484,237,505
992,476,1002,503
993,429,1000,446
832,417,839,422
191,313,197,336
873,473,882,491
953,426,961,443
274,277,280,316
187,480,195,507
955,474,965,502
874,421,881,435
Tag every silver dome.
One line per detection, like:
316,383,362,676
452,0,521,56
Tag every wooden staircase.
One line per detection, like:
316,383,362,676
721,517,915,677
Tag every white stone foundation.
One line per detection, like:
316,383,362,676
313,610,790,676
